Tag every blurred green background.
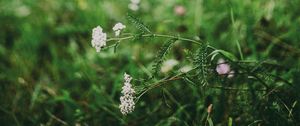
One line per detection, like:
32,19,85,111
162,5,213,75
1,0,300,125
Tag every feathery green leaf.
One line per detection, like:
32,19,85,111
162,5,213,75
194,43,209,86
152,38,177,77
127,13,152,34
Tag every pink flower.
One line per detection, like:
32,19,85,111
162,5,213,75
216,58,235,78
174,5,186,16
216,59,230,75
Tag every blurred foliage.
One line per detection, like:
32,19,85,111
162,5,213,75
0,0,300,125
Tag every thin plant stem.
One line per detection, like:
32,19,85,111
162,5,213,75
230,8,244,60
135,68,267,103
107,33,202,45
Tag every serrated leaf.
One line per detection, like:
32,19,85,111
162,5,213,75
127,13,151,34
152,38,177,76
182,76,197,86
194,43,208,86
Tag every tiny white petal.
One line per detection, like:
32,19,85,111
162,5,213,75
180,65,193,73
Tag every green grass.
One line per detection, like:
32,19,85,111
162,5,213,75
1,0,300,125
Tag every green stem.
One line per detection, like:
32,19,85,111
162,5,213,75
107,33,202,45
153,34,202,45
230,8,244,60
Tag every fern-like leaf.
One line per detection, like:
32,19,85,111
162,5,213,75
126,13,152,34
152,38,177,77
194,43,209,86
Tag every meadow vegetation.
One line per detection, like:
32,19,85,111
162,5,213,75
0,0,300,125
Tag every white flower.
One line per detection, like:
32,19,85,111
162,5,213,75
128,3,139,11
128,0,140,11
91,26,107,52
15,5,31,17
161,59,179,73
131,0,140,4
119,73,136,115
112,23,126,36
180,65,193,73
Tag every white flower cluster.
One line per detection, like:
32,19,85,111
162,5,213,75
119,73,136,115
91,26,107,52
128,0,140,11
113,23,126,36
91,23,126,52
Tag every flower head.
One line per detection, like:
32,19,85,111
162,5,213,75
91,26,107,52
216,58,230,75
174,5,186,16
179,65,193,73
128,0,140,11
216,58,235,78
131,0,140,4
119,73,136,115
161,59,179,73
128,3,139,11
113,23,126,36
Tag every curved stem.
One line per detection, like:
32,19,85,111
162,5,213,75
107,36,134,42
107,33,203,45
135,71,267,103
153,34,202,45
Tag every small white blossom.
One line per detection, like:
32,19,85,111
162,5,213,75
128,0,140,11
128,3,139,11
119,73,136,115
161,59,179,73
131,0,140,4
112,23,126,36
91,26,107,52
180,65,193,73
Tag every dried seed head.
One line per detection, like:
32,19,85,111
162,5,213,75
207,104,213,114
